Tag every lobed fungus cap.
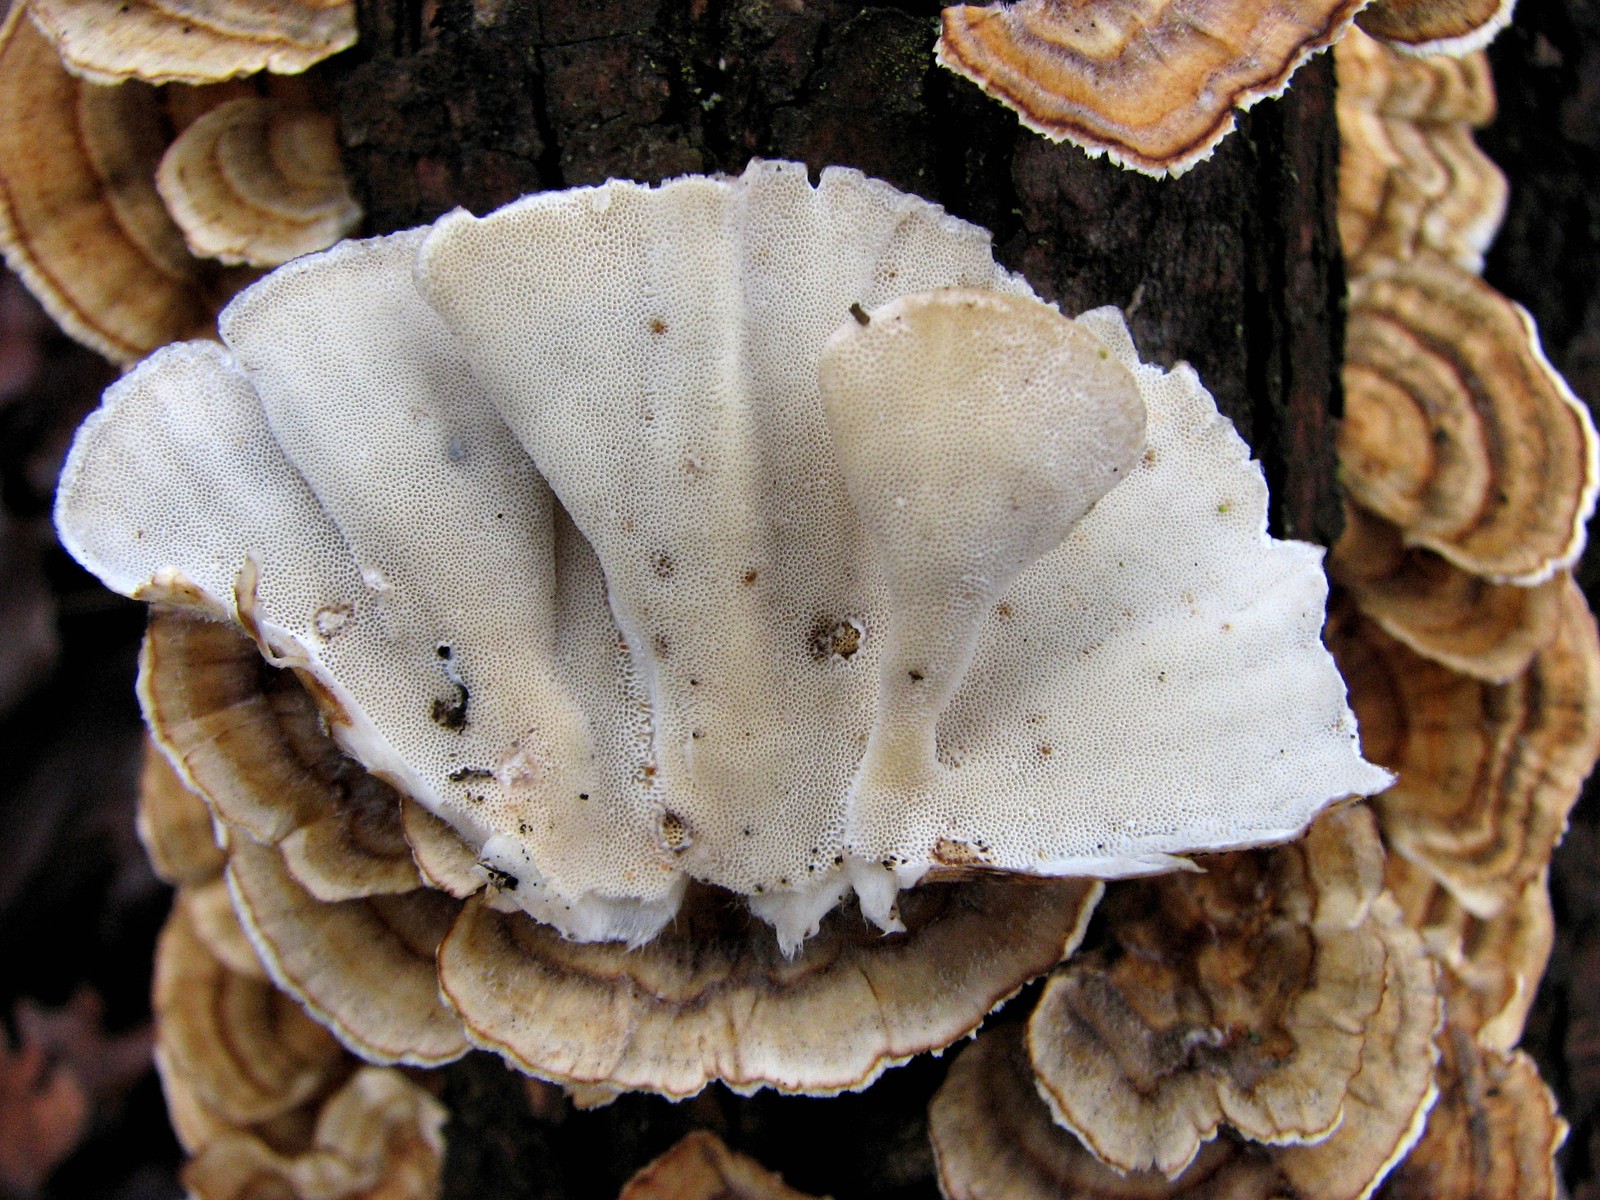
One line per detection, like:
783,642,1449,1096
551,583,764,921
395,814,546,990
1340,260,1599,586
936,0,1368,176
1354,0,1517,58
0,5,227,362
155,96,361,268
56,160,1389,955
23,0,357,85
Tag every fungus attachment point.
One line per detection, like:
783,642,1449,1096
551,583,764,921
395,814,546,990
819,290,1144,923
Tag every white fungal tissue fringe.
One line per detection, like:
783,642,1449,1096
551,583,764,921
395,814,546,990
53,159,1391,952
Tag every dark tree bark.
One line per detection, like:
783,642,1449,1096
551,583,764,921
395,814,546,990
315,4,1349,1196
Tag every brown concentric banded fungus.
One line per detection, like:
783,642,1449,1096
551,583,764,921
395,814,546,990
139,570,1112,1097
1384,854,1552,1054
23,0,356,85
0,4,231,362
1335,106,1506,274
1380,1030,1565,1200
1340,259,1599,585
932,942,1440,1200
1024,806,1431,1180
1330,584,1600,919
141,608,423,900
1329,505,1563,684
438,875,1101,1098
935,0,1367,175
1354,0,1516,58
156,95,361,268
1334,27,1496,124
620,1130,820,1200
180,1066,446,1200
930,1027,1278,1200
227,839,470,1068
138,737,228,886
154,890,347,1130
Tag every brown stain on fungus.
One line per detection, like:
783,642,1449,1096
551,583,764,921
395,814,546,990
809,617,863,661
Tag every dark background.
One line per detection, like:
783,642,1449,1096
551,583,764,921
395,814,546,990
1,0,1598,1195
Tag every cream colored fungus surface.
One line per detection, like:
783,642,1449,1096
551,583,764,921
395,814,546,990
57,159,1390,951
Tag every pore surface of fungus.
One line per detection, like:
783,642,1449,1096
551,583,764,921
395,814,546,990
935,0,1368,175
56,160,1386,960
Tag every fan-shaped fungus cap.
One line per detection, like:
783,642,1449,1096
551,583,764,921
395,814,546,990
1024,806,1426,1179
136,566,1109,1099
620,1130,820,1200
0,5,225,362
1336,107,1506,274
1333,27,1495,124
57,160,1387,964
154,888,347,1130
156,96,360,267
180,1065,446,1200
1330,583,1600,919
1340,260,1599,585
1354,0,1516,58
437,875,1100,1098
1381,1032,1564,1200
138,737,227,886
1385,854,1552,1053
931,943,1440,1200
227,839,470,1067
935,0,1367,175
1329,506,1563,684
141,608,424,901
23,0,356,85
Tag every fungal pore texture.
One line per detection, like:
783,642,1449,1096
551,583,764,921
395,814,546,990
55,160,1390,951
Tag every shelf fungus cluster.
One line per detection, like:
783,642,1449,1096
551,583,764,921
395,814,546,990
928,807,1445,1200
935,0,1515,176
917,29,1597,1200
1323,25,1600,1200
0,1,358,364
56,161,1386,1101
138,745,446,1200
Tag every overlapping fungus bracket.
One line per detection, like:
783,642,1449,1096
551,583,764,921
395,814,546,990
1329,505,1563,685
0,5,226,363
437,873,1101,1098
57,160,1388,1098
1336,104,1507,274
1340,260,1599,586
1355,0,1516,57
1334,25,1496,124
156,96,362,268
935,0,1369,175
23,0,356,85
1022,806,1434,1182
1329,585,1600,921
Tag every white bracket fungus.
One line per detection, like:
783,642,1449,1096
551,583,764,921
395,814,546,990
55,159,1390,953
